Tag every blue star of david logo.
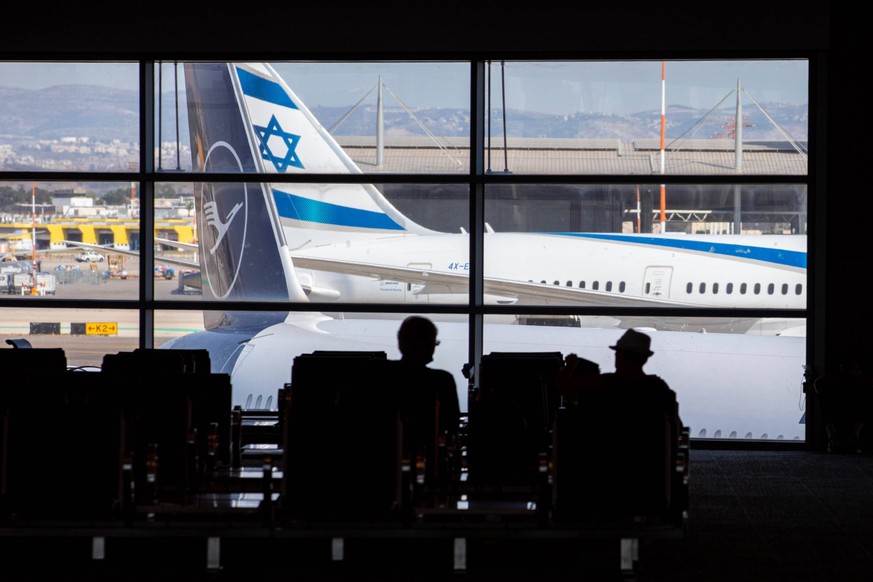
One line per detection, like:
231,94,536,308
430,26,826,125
253,115,304,172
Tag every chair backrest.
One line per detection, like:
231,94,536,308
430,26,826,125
467,351,564,486
289,350,387,386
286,350,389,441
0,371,124,521
551,381,677,522
100,349,229,502
283,351,402,521
0,346,67,377
101,348,211,376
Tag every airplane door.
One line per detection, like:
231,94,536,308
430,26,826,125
644,266,672,299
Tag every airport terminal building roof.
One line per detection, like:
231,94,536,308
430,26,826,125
336,137,808,176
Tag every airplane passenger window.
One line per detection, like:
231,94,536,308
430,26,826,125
699,283,706,294
796,284,803,295
726,283,734,294
686,282,693,294
713,283,719,294
606,281,612,292
768,283,775,295
741,283,748,294
619,282,625,292
782,283,789,295
754,283,762,294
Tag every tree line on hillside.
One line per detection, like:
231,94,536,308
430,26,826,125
0,184,187,213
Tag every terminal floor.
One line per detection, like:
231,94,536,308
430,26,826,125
5,448,873,581
624,448,873,581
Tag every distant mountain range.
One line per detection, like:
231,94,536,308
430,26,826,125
314,101,808,143
0,84,808,146
0,85,139,142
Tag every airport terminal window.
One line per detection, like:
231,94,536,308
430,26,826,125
484,60,808,177
0,58,810,443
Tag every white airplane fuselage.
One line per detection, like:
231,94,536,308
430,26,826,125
227,314,807,441
291,230,806,309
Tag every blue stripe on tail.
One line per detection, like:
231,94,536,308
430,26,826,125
273,189,405,231
237,66,298,109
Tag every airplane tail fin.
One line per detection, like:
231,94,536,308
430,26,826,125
184,63,437,323
184,62,309,331
219,62,437,250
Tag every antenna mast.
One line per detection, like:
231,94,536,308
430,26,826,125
377,75,384,168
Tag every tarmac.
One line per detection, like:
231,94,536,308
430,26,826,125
0,254,205,369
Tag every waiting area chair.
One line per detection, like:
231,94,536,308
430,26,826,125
466,351,565,491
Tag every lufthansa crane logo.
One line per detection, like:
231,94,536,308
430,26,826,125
199,140,248,300
204,200,243,255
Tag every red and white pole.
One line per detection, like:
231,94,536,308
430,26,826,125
31,182,36,265
660,61,666,233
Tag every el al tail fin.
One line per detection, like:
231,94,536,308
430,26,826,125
228,62,437,250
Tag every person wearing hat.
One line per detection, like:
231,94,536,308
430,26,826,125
553,329,683,521
556,329,679,420
609,328,655,371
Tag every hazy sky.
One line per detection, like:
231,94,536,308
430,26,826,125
276,61,808,116
0,60,808,117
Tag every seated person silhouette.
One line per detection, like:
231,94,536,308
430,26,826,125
556,328,679,420
552,328,682,519
380,316,461,484
814,354,873,453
